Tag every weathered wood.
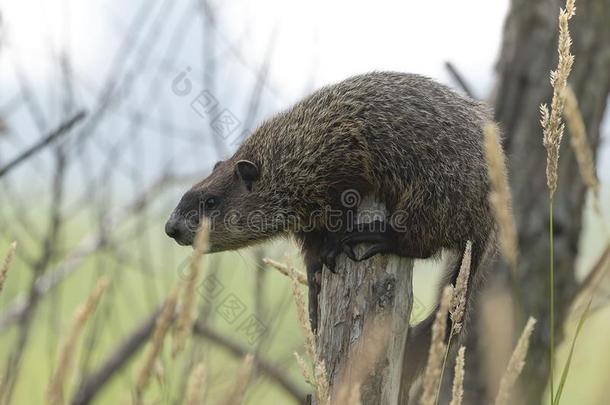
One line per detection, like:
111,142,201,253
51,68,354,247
316,198,414,405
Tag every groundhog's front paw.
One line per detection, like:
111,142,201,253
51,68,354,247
340,220,398,261
320,233,356,273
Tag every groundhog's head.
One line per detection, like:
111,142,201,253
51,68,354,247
165,159,269,252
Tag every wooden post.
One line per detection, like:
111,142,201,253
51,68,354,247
316,197,414,404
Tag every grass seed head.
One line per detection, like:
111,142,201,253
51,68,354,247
563,85,600,213
449,347,466,405
47,277,109,405
450,242,472,334
540,0,576,198
0,241,17,296
420,285,453,405
494,317,536,405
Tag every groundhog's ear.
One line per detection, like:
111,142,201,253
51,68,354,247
213,160,223,170
235,160,259,191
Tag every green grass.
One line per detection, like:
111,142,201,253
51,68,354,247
0,185,608,404
549,198,556,403
0,228,307,404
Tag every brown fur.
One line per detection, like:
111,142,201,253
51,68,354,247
166,71,501,393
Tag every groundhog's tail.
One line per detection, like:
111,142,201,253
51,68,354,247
398,234,497,403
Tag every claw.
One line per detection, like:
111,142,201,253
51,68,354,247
358,244,391,261
340,232,387,246
320,233,345,273
324,255,337,273
342,243,357,260
339,221,397,262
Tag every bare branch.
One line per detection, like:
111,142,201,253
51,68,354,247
70,308,307,405
444,61,476,99
193,321,308,404
70,308,161,405
0,110,85,178
0,172,193,333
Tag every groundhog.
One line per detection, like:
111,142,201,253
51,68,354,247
166,71,499,389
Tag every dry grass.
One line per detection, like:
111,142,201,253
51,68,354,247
540,0,576,198
450,241,472,334
173,222,209,357
478,285,516,398
429,244,473,405
0,241,17,296
218,354,255,405
483,122,519,272
294,352,314,385
420,285,453,405
47,277,109,405
494,317,536,405
540,0,577,400
289,265,316,362
449,347,466,405
134,286,179,403
283,259,330,405
186,362,207,405
263,257,308,285
563,84,600,213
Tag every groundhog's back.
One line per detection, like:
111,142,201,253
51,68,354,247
237,72,493,241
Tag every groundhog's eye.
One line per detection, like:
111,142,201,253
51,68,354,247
204,196,219,211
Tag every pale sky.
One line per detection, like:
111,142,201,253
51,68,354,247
1,0,608,180
221,0,509,98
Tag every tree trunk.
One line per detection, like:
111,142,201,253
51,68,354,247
316,198,414,405
465,0,610,403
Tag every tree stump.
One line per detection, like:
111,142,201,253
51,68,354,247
316,197,414,404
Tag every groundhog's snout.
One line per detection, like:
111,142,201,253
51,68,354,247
165,213,193,246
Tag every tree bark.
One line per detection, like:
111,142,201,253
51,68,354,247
465,0,610,403
316,198,414,405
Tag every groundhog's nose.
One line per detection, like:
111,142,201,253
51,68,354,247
166,210,198,246
165,213,192,244
165,218,180,239
165,213,196,246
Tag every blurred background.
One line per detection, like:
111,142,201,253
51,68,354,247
0,0,608,404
